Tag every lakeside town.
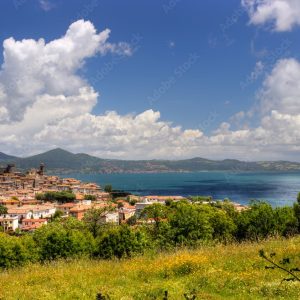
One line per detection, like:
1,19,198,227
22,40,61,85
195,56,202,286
0,163,247,233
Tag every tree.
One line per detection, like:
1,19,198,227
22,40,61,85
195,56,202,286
293,192,300,233
94,225,147,259
274,206,298,236
235,201,276,241
104,185,112,193
83,207,113,238
35,193,44,200
140,203,168,230
0,233,38,269
33,218,94,261
126,215,137,225
169,202,213,245
189,196,212,203
35,191,76,203
51,210,64,220
208,208,237,243
0,205,8,215
117,202,124,208
84,194,96,201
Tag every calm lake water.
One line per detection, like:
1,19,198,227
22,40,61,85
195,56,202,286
64,172,300,207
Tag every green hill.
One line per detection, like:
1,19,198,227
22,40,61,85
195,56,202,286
0,152,17,163
1,148,300,173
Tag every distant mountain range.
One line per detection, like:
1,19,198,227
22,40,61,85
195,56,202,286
0,152,18,162
1,148,300,174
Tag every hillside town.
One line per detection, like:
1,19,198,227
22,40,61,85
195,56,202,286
0,164,215,232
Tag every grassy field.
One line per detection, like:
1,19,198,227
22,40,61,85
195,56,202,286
0,237,300,300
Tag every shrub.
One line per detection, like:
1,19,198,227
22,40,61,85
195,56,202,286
95,225,148,259
274,206,298,236
169,202,213,245
33,218,94,261
35,191,76,203
0,233,38,269
235,201,276,241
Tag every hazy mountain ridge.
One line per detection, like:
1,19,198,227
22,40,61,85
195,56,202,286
0,152,18,162
1,148,300,173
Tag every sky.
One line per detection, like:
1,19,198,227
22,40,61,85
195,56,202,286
0,0,300,161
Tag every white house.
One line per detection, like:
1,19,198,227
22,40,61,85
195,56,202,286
0,215,19,231
101,212,119,224
7,204,56,220
135,199,155,216
30,205,56,219
7,207,32,220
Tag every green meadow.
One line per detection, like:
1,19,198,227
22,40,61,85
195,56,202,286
1,237,299,300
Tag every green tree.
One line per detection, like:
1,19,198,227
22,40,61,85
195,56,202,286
293,192,300,233
235,201,276,241
94,225,147,259
0,233,38,269
126,215,137,225
36,191,76,203
274,206,298,236
104,185,113,193
51,210,64,220
189,196,212,203
208,207,237,243
33,218,94,261
169,202,213,245
83,207,113,238
84,194,96,201
0,205,8,215
140,203,168,230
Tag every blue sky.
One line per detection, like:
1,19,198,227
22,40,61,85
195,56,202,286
0,0,300,160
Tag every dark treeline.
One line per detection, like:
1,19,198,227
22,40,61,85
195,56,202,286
1,194,300,269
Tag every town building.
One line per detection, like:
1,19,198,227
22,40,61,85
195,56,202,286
0,215,19,231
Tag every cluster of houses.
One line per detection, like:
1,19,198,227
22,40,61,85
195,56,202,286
0,164,248,233
0,164,110,231
0,163,189,232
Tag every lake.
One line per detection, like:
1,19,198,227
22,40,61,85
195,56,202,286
64,171,300,207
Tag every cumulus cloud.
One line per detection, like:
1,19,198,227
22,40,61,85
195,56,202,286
259,58,300,115
0,20,206,159
207,57,300,161
242,0,300,31
0,19,300,161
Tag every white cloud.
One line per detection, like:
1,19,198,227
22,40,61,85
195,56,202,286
0,19,130,124
259,58,300,115
242,0,300,31
0,20,300,161
0,20,206,159
206,57,300,161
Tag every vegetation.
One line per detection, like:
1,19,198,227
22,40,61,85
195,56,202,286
259,249,300,283
1,194,300,298
0,198,300,268
83,207,113,238
0,237,300,299
35,191,76,203
0,204,7,214
84,194,96,201
189,196,212,203
104,184,112,193
94,225,148,259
